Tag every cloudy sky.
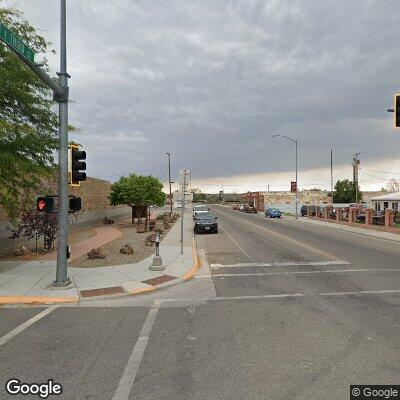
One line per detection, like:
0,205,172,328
4,0,400,192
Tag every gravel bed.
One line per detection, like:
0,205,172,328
69,217,177,268
0,226,96,260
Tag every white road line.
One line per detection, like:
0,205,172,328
211,268,400,277
212,293,304,300
111,300,161,400
219,224,255,261
319,289,400,296
211,289,400,301
211,260,351,269
0,306,57,347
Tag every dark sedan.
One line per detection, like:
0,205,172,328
194,212,218,234
265,208,282,218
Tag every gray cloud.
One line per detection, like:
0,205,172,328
4,0,400,188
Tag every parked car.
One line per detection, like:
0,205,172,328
194,212,218,234
265,208,282,218
348,203,367,211
301,205,316,216
243,205,257,213
192,205,210,220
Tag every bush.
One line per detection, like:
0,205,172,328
8,210,58,252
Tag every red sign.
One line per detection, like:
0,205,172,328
290,181,297,193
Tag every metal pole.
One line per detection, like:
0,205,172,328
54,0,70,286
355,162,358,204
295,140,298,219
167,153,172,215
330,149,333,203
180,169,186,255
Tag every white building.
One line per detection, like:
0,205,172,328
369,192,400,212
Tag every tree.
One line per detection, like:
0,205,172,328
193,192,206,202
333,179,362,203
385,179,400,193
110,174,166,223
8,209,58,252
0,4,59,222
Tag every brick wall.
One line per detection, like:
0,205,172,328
241,192,265,211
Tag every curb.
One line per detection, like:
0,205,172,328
0,296,78,306
0,238,200,306
124,237,201,295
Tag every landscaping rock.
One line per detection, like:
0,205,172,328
87,248,106,259
145,233,157,246
14,246,31,256
120,244,134,254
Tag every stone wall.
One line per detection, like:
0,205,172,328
264,190,332,205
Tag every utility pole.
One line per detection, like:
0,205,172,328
167,153,172,215
352,153,361,204
295,139,298,219
330,149,333,204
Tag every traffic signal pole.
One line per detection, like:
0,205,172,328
54,0,70,286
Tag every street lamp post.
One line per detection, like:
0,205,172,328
273,134,299,219
167,153,172,215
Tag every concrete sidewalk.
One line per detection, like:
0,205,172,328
0,211,199,305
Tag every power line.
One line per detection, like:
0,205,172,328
361,167,400,175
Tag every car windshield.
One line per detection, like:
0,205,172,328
196,213,215,220
194,206,208,211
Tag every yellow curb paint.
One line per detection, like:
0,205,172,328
129,286,155,295
0,296,78,305
182,239,201,281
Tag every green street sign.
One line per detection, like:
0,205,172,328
0,21,35,63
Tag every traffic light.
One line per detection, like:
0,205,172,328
290,181,297,193
69,196,82,213
395,94,400,128
37,196,54,213
70,144,86,186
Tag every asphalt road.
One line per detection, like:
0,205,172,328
1,205,400,399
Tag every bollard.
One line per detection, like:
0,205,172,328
149,232,165,271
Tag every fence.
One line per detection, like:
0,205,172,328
308,205,397,230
